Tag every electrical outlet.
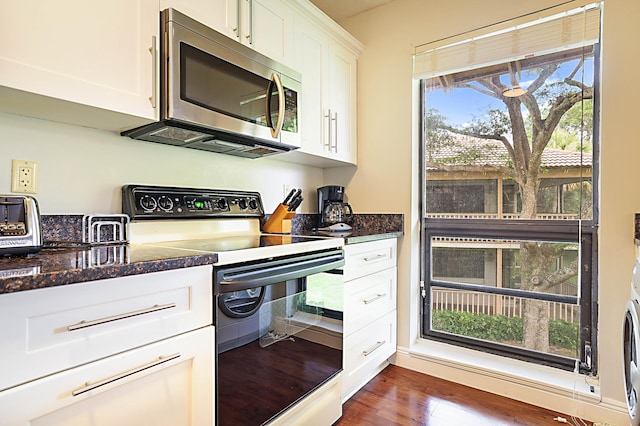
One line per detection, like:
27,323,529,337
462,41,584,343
11,160,38,194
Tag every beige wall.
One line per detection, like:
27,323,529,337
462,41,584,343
0,113,324,214
332,0,639,422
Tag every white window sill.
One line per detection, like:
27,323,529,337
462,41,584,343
398,338,601,402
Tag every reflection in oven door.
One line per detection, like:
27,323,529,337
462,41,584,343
215,272,343,426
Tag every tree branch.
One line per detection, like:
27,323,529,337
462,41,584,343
440,126,518,168
541,259,579,289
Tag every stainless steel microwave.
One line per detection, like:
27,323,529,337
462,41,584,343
122,8,300,158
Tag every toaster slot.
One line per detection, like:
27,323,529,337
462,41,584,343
0,197,27,236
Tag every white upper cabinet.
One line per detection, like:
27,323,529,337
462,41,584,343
163,0,295,68
326,41,358,164
280,5,362,167
160,0,239,40
0,0,158,130
249,0,295,67
295,21,329,159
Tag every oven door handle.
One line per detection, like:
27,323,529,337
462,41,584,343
219,256,345,292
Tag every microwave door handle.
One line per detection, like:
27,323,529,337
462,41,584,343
267,73,285,138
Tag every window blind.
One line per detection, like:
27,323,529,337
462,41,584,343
413,1,601,79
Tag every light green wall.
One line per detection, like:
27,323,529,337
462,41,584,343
0,113,324,214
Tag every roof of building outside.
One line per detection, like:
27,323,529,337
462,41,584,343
427,138,592,169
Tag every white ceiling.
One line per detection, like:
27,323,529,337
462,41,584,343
309,0,395,21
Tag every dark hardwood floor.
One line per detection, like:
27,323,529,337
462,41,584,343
336,365,593,426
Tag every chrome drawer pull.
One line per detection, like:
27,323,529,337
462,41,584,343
67,303,177,332
363,254,387,262
363,293,386,304
363,341,386,357
71,353,180,397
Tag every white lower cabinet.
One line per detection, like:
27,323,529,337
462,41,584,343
343,311,397,398
0,327,214,426
342,239,398,401
0,265,214,425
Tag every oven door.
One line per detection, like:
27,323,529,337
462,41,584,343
214,250,344,426
164,9,300,147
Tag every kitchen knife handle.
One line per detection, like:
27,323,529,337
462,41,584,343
288,196,303,211
283,188,296,205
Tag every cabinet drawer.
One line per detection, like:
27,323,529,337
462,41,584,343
0,265,212,391
344,267,396,336
0,326,215,426
343,239,397,281
342,311,396,398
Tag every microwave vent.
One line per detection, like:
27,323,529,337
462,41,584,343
149,127,208,143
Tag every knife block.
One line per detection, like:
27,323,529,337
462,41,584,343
263,203,295,234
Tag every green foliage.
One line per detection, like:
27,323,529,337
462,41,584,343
432,310,578,351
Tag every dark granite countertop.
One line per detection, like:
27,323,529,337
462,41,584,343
301,228,403,245
0,244,217,295
0,213,403,295
291,213,404,244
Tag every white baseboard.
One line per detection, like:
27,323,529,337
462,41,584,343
392,345,628,426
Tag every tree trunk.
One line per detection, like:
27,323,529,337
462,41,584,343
518,172,552,352
519,241,552,352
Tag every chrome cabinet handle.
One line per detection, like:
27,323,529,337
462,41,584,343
363,253,387,262
148,36,157,108
67,303,177,332
331,112,338,152
245,0,253,44
363,293,387,305
363,341,386,357
71,353,180,397
324,109,332,151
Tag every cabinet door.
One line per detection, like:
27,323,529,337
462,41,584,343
343,238,397,282
327,42,358,164
0,266,212,392
344,267,397,336
250,0,295,68
0,327,215,426
342,311,396,400
161,0,239,39
0,0,158,121
296,18,329,157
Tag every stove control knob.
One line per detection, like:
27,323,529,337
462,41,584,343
157,195,174,212
248,199,258,210
217,198,227,210
140,195,157,212
238,198,247,210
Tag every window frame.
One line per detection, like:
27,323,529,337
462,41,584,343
420,218,597,373
418,41,600,374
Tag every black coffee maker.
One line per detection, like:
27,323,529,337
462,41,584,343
317,185,354,230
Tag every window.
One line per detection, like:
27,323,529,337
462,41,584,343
415,2,600,373
299,272,344,320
